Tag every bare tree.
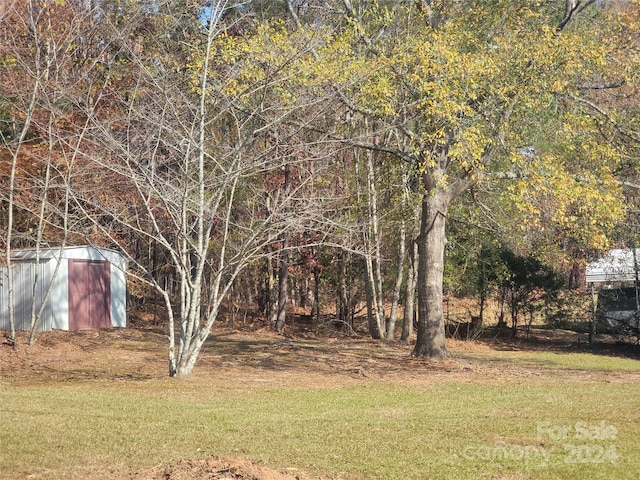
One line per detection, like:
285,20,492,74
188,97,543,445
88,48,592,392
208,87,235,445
52,1,342,375
1,0,105,344
1,0,61,344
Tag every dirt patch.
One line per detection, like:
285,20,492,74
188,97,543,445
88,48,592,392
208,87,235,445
144,457,320,480
31,457,324,480
1,328,167,385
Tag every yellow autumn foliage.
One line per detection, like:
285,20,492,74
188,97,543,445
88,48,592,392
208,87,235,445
187,0,634,253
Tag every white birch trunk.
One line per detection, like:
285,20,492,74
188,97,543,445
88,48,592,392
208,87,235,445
363,148,386,339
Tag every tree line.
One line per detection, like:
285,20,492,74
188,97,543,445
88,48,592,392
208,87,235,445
1,0,639,375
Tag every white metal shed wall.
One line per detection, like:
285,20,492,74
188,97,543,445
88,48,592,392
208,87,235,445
0,258,54,331
0,246,126,332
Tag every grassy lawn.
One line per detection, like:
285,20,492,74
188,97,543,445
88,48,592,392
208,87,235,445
461,349,640,371
1,330,639,479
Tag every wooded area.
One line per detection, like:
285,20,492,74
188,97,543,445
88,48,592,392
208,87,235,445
1,0,639,376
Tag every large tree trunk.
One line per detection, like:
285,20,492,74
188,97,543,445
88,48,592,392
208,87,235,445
412,189,451,359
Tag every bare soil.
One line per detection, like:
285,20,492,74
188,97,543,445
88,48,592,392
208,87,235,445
54,457,316,480
2,319,639,479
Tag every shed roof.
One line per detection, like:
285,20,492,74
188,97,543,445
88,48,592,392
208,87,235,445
586,248,640,283
11,246,126,266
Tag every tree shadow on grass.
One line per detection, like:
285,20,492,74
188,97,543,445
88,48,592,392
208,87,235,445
197,331,424,379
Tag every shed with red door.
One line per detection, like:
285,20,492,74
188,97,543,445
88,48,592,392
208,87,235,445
0,246,126,332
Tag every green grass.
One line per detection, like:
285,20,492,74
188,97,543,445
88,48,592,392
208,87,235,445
462,350,640,371
2,370,639,479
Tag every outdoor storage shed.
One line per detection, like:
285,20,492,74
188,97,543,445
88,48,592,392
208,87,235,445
586,248,640,284
0,246,126,332
586,248,639,333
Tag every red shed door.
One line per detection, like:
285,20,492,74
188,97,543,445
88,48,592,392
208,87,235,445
68,259,111,330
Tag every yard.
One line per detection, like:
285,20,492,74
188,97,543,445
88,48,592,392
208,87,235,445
1,323,639,479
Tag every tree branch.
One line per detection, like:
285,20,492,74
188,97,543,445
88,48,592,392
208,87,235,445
486,171,640,191
564,93,640,144
557,0,597,32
